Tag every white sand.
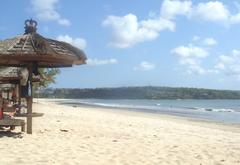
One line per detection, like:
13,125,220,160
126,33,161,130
0,99,240,165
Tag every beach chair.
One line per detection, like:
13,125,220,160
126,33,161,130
3,106,17,113
14,112,44,118
0,118,25,132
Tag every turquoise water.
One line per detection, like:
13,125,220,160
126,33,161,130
54,99,240,124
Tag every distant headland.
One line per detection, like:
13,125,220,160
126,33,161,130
38,86,240,99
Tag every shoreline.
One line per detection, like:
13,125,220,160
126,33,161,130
40,98,240,127
40,98,240,133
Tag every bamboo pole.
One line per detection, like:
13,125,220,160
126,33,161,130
27,63,33,134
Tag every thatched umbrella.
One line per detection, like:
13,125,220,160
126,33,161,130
0,84,15,99
0,67,18,100
0,67,41,106
0,19,87,134
0,67,22,86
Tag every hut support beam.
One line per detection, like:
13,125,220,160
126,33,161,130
7,90,9,100
27,63,33,134
18,84,21,107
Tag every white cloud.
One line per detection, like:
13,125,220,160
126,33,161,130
160,0,192,19
57,35,87,49
161,0,235,25
171,45,208,58
160,0,240,25
102,13,175,48
203,38,218,46
230,13,240,24
192,1,229,23
103,1,240,48
172,46,240,77
87,58,118,66
134,61,155,71
172,44,209,75
215,50,240,77
186,65,206,75
31,0,71,26
192,36,218,46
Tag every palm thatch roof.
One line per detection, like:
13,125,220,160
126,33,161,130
0,67,19,77
0,67,20,84
0,84,15,90
0,19,87,67
0,67,42,84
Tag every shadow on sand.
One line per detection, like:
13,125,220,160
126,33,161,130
0,130,23,139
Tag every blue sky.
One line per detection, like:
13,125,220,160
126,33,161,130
1,0,240,90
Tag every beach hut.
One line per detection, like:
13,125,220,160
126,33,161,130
0,67,41,106
0,68,20,102
0,67,36,129
0,19,87,134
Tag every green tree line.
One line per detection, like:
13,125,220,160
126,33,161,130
39,86,240,99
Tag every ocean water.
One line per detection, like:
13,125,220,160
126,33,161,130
53,99,240,124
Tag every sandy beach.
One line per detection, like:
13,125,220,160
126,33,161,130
0,99,240,165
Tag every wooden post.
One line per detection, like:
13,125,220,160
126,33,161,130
27,63,33,134
18,84,21,108
7,90,9,100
